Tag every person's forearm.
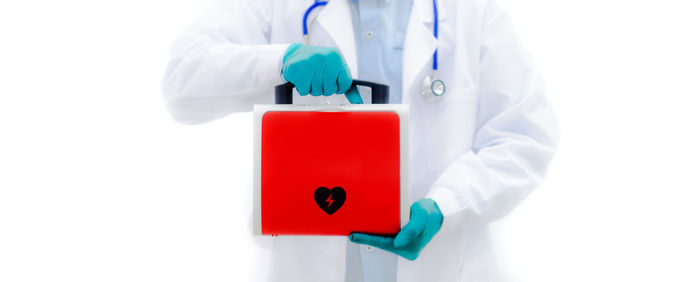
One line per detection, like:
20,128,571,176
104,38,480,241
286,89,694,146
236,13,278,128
162,33,289,124
427,132,557,231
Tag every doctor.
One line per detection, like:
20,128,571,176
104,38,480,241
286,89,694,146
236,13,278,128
162,0,558,281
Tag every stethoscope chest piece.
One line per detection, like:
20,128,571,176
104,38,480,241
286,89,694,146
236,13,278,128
431,79,445,96
421,72,446,102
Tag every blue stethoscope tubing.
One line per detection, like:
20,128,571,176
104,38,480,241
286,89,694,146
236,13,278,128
302,0,443,96
431,0,438,71
303,0,438,70
302,0,328,37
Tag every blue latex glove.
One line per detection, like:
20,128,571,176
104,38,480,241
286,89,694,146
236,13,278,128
349,198,443,261
282,43,362,104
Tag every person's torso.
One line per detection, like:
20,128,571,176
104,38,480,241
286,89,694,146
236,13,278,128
257,1,498,281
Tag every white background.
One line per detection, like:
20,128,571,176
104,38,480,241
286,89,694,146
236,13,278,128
1,0,698,281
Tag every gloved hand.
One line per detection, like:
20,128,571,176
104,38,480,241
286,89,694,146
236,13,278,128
349,198,443,261
282,43,362,104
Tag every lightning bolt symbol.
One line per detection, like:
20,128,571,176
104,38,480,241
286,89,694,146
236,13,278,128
325,194,334,208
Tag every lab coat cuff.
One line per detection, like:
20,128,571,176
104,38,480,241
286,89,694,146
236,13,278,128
243,43,290,86
426,187,462,235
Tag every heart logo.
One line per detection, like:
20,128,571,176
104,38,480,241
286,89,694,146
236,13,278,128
314,187,346,215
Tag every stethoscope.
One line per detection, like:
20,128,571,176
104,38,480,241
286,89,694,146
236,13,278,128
303,0,445,101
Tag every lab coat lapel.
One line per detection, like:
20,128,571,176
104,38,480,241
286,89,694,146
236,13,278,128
402,0,446,103
316,0,358,77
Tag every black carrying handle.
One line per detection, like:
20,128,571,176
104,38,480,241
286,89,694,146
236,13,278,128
274,80,389,104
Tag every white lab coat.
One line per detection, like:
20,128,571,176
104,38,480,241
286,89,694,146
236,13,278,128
162,0,558,281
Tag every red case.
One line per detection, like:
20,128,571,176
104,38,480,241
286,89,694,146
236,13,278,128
259,111,401,236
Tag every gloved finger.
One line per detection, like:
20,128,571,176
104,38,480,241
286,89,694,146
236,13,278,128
349,233,394,250
322,67,339,96
336,64,353,94
351,234,423,261
292,61,313,96
289,74,311,96
344,86,363,104
310,63,324,96
393,209,428,248
296,82,310,96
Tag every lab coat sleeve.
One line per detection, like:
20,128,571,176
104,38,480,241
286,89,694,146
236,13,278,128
426,0,559,232
161,0,288,124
